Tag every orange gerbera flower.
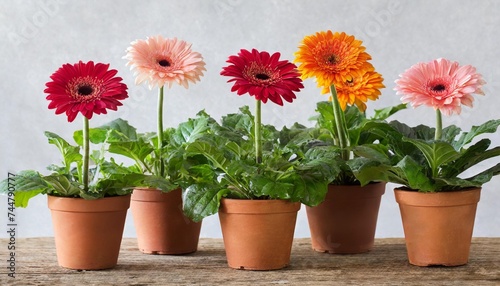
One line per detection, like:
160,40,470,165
294,31,373,93
333,66,385,111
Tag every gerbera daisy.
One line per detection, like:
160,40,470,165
124,35,206,89
221,49,304,106
395,58,485,116
333,66,385,112
294,30,374,95
45,61,128,122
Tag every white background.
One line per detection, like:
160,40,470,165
1,0,499,238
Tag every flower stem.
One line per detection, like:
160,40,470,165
255,99,262,164
157,86,165,177
330,84,349,160
82,117,90,193
435,109,442,141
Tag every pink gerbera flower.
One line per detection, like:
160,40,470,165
221,49,304,105
124,35,206,89
45,61,128,122
395,58,485,116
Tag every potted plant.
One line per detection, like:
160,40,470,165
292,30,402,254
0,61,135,270
113,35,207,255
181,49,339,270
349,58,500,266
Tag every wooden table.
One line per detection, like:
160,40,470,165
1,238,499,285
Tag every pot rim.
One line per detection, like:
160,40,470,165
47,194,131,212
219,198,301,214
394,187,481,207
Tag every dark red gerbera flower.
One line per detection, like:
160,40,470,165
44,61,128,122
220,49,304,105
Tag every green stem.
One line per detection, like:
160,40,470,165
157,86,165,177
255,99,262,164
435,109,442,141
330,84,349,160
82,117,90,193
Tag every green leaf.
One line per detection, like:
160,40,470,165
74,118,138,145
279,124,317,147
172,116,211,145
441,139,496,177
182,184,228,222
220,107,254,138
352,144,391,165
300,179,329,207
142,175,179,192
454,119,500,150
433,177,483,191
347,157,407,186
251,175,297,200
465,162,500,185
45,131,82,170
187,164,217,184
93,173,145,197
185,141,230,171
371,103,407,120
0,170,51,207
441,125,461,144
108,139,155,164
43,174,82,197
397,156,435,192
315,101,336,139
73,128,108,145
100,118,138,141
403,138,460,176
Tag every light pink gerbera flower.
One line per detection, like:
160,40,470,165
395,58,485,116
124,35,206,89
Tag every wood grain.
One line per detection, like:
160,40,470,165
1,238,499,285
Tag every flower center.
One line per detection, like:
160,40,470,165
77,85,94,96
158,59,171,67
327,54,339,65
432,84,446,92
255,73,270,80
244,62,279,86
67,76,103,102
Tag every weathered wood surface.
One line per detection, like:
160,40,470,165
1,238,499,285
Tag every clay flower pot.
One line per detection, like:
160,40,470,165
306,182,386,254
47,194,131,270
131,188,202,254
218,198,300,270
395,188,481,266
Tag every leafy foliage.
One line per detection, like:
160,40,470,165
0,128,145,207
96,111,214,192
348,120,500,192
182,106,340,222
309,101,407,185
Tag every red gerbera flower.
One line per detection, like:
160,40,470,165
45,61,128,122
221,49,304,105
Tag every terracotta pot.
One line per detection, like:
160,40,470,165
305,182,386,254
218,199,300,270
47,194,130,270
395,188,481,266
131,188,202,254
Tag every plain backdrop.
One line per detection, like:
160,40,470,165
1,0,499,239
